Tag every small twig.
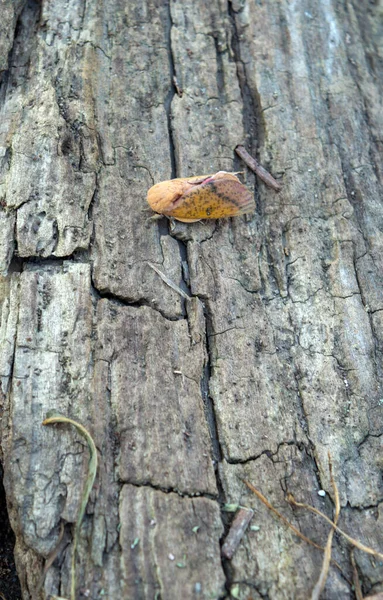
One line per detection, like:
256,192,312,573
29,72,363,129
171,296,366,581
287,496,383,561
311,453,340,600
350,549,363,600
148,262,192,301
244,480,346,578
235,144,282,192
245,481,326,551
221,507,254,560
42,412,98,600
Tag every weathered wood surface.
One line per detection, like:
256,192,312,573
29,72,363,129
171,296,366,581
0,1,382,599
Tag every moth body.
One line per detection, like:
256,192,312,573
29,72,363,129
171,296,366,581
147,171,255,222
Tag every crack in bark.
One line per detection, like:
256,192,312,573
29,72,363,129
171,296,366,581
224,440,303,467
162,9,238,593
164,1,177,180
292,369,311,439
228,2,259,160
342,5,382,186
199,303,223,469
118,478,218,502
352,252,381,389
199,297,235,599
0,0,32,87
90,279,185,323
78,40,111,60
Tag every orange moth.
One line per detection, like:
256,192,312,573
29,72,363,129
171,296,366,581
147,171,255,223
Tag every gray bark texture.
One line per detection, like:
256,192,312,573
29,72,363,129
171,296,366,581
0,0,382,599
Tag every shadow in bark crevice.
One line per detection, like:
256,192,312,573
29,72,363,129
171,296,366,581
0,464,22,600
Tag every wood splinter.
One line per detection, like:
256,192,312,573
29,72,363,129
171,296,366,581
173,75,183,97
235,144,282,192
221,507,254,560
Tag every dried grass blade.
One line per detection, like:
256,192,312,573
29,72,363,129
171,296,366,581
244,480,347,578
287,496,383,561
245,481,326,552
42,412,98,600
311,454,341,600
148,262,191,301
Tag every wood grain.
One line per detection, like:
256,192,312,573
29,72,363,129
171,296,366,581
0,0,382,598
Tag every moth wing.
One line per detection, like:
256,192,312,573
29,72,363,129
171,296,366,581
147,175,215,214
168,178,255,220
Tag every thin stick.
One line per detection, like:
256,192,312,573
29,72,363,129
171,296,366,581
287,495,383,561
311,454,340,600
245,481,329,552
244,480,346,578
235,145,282,192
42,412,98,600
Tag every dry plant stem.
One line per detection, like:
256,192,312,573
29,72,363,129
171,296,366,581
244,480,348,580
221,507,254,560
350,549,363,600
42,413,98,600
249,465,383,592
33,522,66,599
235,145,282,192
148,262,192,301
287,496,383,561
244,480,325,550
311,454,340,600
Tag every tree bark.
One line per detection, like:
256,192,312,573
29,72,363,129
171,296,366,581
0,1,382,599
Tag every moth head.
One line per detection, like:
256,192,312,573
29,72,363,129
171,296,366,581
147,179,192,215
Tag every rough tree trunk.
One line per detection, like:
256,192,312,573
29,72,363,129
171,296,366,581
0,1,382,599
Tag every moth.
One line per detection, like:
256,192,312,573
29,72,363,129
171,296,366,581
147,171,255,223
